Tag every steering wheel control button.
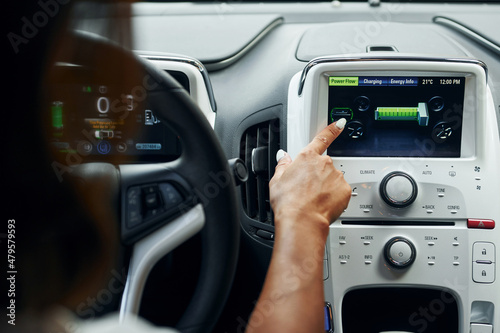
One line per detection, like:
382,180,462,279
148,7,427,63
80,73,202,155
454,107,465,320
141,185,165,218
144,192,160,209
125,182,188,229
380,172,418,208
159,183,183,210
384,237,416,268
126,186,143,227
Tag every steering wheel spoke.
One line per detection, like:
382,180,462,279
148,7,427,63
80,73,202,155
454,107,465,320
120,203,205,321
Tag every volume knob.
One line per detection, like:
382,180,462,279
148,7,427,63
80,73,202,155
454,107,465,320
384,236,417,268
380,172,417,208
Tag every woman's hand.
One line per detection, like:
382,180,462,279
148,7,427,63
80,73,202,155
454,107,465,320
270,119,352,231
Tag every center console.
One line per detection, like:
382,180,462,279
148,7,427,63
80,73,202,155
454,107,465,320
288,56,499,333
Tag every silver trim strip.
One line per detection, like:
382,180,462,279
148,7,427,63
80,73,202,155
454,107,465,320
138,54,217,113
433,16,500,57
119,204,205,321
298,56,488,96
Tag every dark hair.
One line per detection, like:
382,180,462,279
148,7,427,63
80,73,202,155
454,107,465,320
4,0,134,323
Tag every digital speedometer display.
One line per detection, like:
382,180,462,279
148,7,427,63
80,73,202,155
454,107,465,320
48,67,188,162
327,76,466,157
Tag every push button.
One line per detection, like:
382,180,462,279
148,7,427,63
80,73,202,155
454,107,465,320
468,219,495,229
159,183,183,209
142,185,161,207
472,262,495,283
126,186,142,227
125,182,187,228
389,241,413,263
142,185,164,218
144,192,160,209
472,242,496,284
473,242,495,262
381,173,417,207
470,323,493,333
384,236,416,268
323,260,329,280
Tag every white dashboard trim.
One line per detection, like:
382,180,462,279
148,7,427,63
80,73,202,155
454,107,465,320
288,56,500,333
139,54,217,127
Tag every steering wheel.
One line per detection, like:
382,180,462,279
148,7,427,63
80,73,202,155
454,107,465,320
44,31,240,333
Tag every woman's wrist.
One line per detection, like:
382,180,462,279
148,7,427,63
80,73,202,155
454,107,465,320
273,209,330,250
274,208,330,234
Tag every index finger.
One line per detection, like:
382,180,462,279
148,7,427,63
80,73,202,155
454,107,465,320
307,118,346,155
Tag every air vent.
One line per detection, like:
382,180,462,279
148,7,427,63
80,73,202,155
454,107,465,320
239,119,280,225
366,45,398,52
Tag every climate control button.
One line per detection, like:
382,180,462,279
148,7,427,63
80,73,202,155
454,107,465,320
380,172,418,208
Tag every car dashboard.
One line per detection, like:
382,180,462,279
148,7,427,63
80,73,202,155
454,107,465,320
51,2,500,333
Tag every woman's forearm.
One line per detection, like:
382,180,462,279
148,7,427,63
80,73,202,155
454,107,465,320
246,212,329,333
246,120,350,333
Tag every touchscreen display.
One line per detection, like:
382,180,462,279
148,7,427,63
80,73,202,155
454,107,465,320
327,76,465,157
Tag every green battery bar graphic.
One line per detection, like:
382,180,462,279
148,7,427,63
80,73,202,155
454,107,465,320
375,102,429,126
52,102,63,129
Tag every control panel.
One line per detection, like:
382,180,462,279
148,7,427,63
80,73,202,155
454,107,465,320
288,56,500,333
48,55,215,164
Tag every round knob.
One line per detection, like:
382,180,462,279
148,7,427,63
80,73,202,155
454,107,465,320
380,172,417,208
228,158,248,186
384,237,416,268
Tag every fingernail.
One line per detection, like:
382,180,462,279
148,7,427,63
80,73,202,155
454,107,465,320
336,118,346,130
276,149,287,162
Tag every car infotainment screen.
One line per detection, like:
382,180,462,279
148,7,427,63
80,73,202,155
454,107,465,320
327,76,466,157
